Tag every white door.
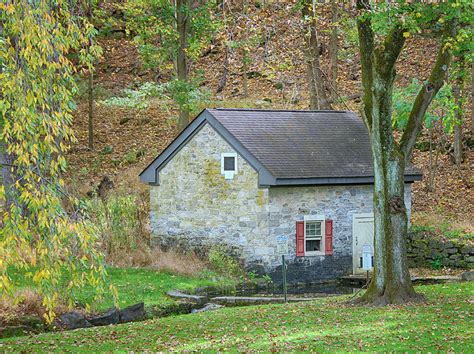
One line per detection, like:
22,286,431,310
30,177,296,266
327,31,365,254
352,213,374,274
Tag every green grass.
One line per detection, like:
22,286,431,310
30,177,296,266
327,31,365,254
1,282,473,352
10,267,233,312
79,267,233,311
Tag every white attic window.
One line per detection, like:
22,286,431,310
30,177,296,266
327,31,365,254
221,153,237,180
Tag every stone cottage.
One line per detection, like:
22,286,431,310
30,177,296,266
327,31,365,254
140,109,422,282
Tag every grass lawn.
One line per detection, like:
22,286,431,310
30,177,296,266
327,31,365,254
1,282,472,352
9,267,233,312
74,267,231,311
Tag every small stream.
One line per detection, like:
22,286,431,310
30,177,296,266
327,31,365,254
201,282,361,299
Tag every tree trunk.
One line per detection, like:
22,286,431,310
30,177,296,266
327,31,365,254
87,0,94,150
302,0,330,110
242,0,249,98
217,5,230,95
328,1,338,99
452,84,463,165
365,150,422,304
0,145,15,211
471,64,474,137
357,71,423,305
355,0,455,304
88,69,94,150
217,43,229,94
176,0,190,131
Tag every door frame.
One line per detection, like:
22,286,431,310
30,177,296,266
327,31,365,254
352,213,374,274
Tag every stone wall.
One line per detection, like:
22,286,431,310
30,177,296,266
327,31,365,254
150,123,269,262
261,184,411,282
407,231,474,269
149,122,415,282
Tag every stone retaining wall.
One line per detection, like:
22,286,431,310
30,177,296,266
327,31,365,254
407,231,473,269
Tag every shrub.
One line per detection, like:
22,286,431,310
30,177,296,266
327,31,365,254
430,256,444,270
83,194,145,256
207,245,244,278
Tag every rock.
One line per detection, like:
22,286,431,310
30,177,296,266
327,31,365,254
461,271,474,282
119,303,145,323
446,248,458,254
273,82,284,90
466,256,474,263
255,99,271,108
60,312,92,330
167,290,207,305
0,325,30,339
119,116,131,125
88,308,120,327
97,176,114,199
191,303,223,313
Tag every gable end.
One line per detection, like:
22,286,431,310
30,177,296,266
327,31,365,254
139,109,276,186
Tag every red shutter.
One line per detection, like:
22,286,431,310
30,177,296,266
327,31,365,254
296,221,305,256
325,219,333,255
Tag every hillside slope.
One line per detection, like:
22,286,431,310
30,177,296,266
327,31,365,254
67,1,473,232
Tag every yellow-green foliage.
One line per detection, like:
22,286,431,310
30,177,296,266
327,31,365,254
0,1,109,323
84,195,141,255
207,245,243,278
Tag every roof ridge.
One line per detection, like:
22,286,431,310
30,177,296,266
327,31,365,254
210,108,352,114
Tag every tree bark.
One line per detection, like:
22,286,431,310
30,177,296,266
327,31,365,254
88,69,94,150
0,145,15,211
328,1,338,99
0,19,15,211
242,0,249,98
176,0,190,131
471,64,474,137
87,0,94,150
452,83,463,166
302,0,330,110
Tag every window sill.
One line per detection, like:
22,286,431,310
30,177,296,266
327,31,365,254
304,252,325,257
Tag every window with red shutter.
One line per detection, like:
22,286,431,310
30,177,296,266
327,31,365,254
325,219,333,256
296,221,305,256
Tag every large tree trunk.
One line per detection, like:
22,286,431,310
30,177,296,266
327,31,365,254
302,0,330,110
359,71,423,305
176,0,190,131
367,147,422,304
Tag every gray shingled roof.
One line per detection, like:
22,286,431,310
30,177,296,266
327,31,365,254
208,109,420,179
140,108,422,186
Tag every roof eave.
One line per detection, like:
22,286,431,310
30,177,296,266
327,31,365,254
271,174,423,186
